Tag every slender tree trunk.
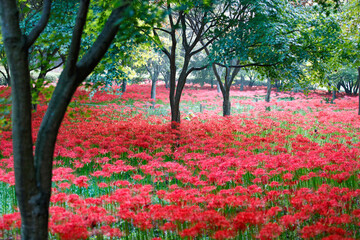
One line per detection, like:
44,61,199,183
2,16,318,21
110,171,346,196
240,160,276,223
216,81,221,93
122,78,127,93
211,77,214,88
353,77,359,94
358,67,360,115
337,82,341,92
151,78,157,101
240,74,244,91
5,66,11,86
164,71,170,89
170,55,190,128
222,89,231,116
265,78,272,102
331,90,336,103
150,70,159,109
150,65,159,101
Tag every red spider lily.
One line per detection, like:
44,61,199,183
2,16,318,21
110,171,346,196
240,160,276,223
258,222,282,240
1,84,360,239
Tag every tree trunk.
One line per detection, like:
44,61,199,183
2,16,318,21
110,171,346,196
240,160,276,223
211,77,214,88
216,81,221,93
222,90,231,116
151,78,157,101
122,78,127,93
240,74,244,91
358,67,360,115
265,78,272,102
5,73,11,86
170,55,190,128
10,44,47,240
150,65,159,101
164,71,170,89
0,0,131,238
0,0,49,238
331,90,336,103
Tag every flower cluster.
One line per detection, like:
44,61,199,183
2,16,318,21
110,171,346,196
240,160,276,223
0,83,359,239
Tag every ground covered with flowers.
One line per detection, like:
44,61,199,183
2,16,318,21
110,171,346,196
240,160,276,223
0,84,360,239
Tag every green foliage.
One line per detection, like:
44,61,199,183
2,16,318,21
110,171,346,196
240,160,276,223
209,0,344,91
305,0,360,92
85,1,165,90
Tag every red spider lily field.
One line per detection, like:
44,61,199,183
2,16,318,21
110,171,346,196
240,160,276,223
0,84,360,240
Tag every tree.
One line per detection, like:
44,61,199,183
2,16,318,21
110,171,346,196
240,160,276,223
152,0,231,128
332,0,360,111
0,0,160,238
145,53,162,102
203,0,304,116
0,1,75,108
314,0,360,114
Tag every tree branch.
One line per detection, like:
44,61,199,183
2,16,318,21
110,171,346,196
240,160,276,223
153,29,171,59
77,3,131,80
26,0,52,48
0,69,8,81
65,0,90,75
185,64,208,79
43,61,63,75
215,62,278,69
153,27,171,35
188,11,207,52
180,11,189,51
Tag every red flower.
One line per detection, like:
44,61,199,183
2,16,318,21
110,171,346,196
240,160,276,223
258,222,282,240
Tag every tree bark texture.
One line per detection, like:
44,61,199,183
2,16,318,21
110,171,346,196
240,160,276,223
212,62,240,116
358,67,360,115
222,92,231,116
265,78,272,102
122,79,127,93
164,71,169,89
0,0,50,238
0,0,131,238
151,78,157,101
148,61,160,101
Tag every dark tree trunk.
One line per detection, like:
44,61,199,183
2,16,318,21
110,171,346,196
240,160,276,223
222,91,231,116
249,78,255,88
5,67,11,86
331,90,336,102
265,78,272,102
167,26,178,129
211,62,241,116
337,82,341,92
358,67,360,115
0,0,51,237
164,70,170,89
150,67,159,105
0,71,10,86
147,61,160,101
151,78,157,101
170,54,190,128
122,79,127,93
155,10,217,130
211,77,214,88
0,0,131,238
